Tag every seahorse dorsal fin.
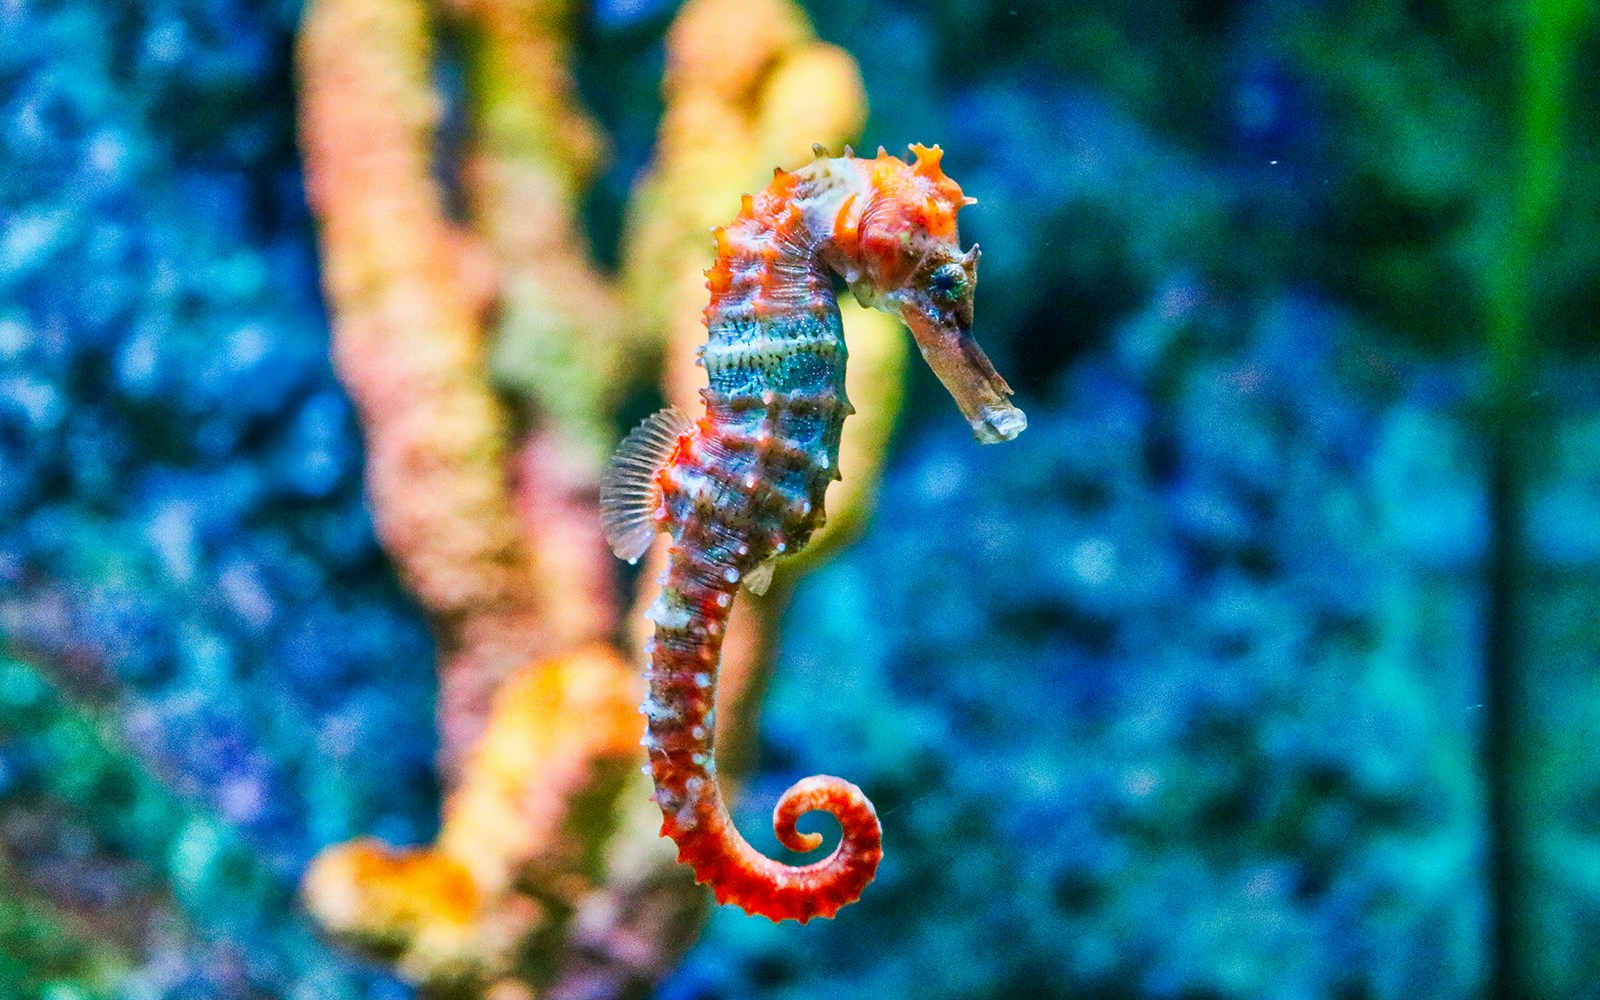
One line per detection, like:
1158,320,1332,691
601,407,693,564
743,559,776,596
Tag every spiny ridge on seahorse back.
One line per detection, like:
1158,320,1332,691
601,144,1023,922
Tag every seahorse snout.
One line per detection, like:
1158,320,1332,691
898,291,1027,445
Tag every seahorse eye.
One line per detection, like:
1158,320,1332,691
929,263,966,303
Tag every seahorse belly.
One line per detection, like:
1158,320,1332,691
695,279,848,558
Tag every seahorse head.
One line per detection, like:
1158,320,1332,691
844,145,970,291
845,144,1026,444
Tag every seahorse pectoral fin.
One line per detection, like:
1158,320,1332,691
600,407,694,563
898,297,1027,444
742,559,777,596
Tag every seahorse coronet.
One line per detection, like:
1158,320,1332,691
604,147,1023,922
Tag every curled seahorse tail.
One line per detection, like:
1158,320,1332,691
644,551,881,921
662,769,881,923
769,774,883,915
647,655,884,920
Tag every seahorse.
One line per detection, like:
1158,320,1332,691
600,144,1025,922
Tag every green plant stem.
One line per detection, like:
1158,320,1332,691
1484,0,1587,995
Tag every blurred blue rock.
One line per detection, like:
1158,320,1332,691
0,0,431,996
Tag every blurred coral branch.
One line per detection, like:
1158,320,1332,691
459,0,632,466
305,645,641,989
296,0,895,993
298,0,573,777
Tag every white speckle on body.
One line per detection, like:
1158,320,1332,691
645,594,692,630
641,698,681,723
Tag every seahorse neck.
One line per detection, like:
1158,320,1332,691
704,164,868,329
705,233,826,337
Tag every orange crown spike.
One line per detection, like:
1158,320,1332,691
909,143,945,179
